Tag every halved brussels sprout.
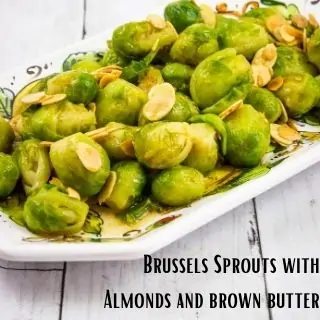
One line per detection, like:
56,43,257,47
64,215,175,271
170,23,219,65
216,16,269,59
190,49,252,109
96,79,147,127
112,20,177,59
138,67,164,93
72,60,102,73
183,123,218,173
100,161,147,211
245,87,282,123
10,108,36,140
13,140,51,195
161,63,193,93
102,48,128,67
50,133,110,197
134,122,192,169
31,100,96,141
0,153,20,197
275,73,320,117
307,29,320,71
23,185,89,236
164,0,202,33
0,116,14,153
46,71,99,105
152,165,205,206
274,46,317,77
97,122,137,160
225,104,270,168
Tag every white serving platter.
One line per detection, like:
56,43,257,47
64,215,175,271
0,0,319,261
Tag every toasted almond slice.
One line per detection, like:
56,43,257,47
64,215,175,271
49,177,65,189
142,83,176,121
266,15,286,33
278,124,301,141
41,93,67,106
67,187,81,200
219,100,243,119
21,91,46,104
99,73,119,88
91,65,122,75
40,141,53,147
279,25,296,43
242,1,259,14
147,14,166,29
284,25,303,41
303,28,308,53
267,76,284,91
270,124,293,146
252,44,277,68
252,64,272,87
98,171,117,205
120,139,135,157
76,142,102,173
309,14,319,28
86,122,125,139
278,99,288,123
200,4,216,27
216,2,228,13
292,14,308,29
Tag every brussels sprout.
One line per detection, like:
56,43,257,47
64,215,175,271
216,16,269,59
101,161,147,211
102,48,128,67
307,29,320,71
72,60,102,73
170,23,219,65
161,63,193,93
275,73,320,117
11,109,35,140
50,133,110,197
96,79,147,127
112,20,177,59
23,185,89,236
98,123,137,160
0,116,14,153
46,71,99,105
31,100,96,141
0,153,20,197
274,46,317,77
190,48,252,109
13,140,51,195
225,104,270,168
164,0,202,33
245,87,282,123
138,67,164,93
183,123,218,173
134,122,192,169
243,7,278,26
152,165,205,206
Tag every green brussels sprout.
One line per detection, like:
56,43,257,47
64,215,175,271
275,73,320,117
274,46,317,77
225,104,270,168
0,153,20,197
112,20,177,59
23,185,89,236
96,79,147,127
152,165,205,206
164,0,202,33
245,87,282,123
138,67,164,93
31,100,96,141
50,133,110,197
101,161,147,211
72,60,102,73
98,122,137,160
46,71,99,105
134,122,192,169
170,23,219,65
190,48,252,109
307,29,320,71
11,110,35,140
13,140,51,195
216,16,269,59
0,116,14,153
183,123,218,173
161,63,193,93
102,48,128,67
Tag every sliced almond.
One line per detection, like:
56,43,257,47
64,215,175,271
21,91,46,104
219,100,243,119
279,25,296,43
278,99,288,123
200,4,216,27
147,14,166,29
120,139,135,157
49,177,65,190
270,124,300,146
252,44,277,69
67,187,81,200
216,2,228,13
99,73,120,88
91,65,122,76
76,142,102,173
303,28,308,53
142,82,176,121
98,171,117,205
292,14,308,29
86,122,125,140
267,76,284,91
41,93,67,106
309,14,319,29
252,64,272,87
242,1,259,14
266,15,286,33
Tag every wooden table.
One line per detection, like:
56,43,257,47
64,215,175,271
1,1,320,319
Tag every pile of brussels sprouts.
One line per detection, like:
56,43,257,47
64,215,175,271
1,0,320,237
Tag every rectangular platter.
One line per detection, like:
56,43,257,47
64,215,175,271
0,0,319,261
